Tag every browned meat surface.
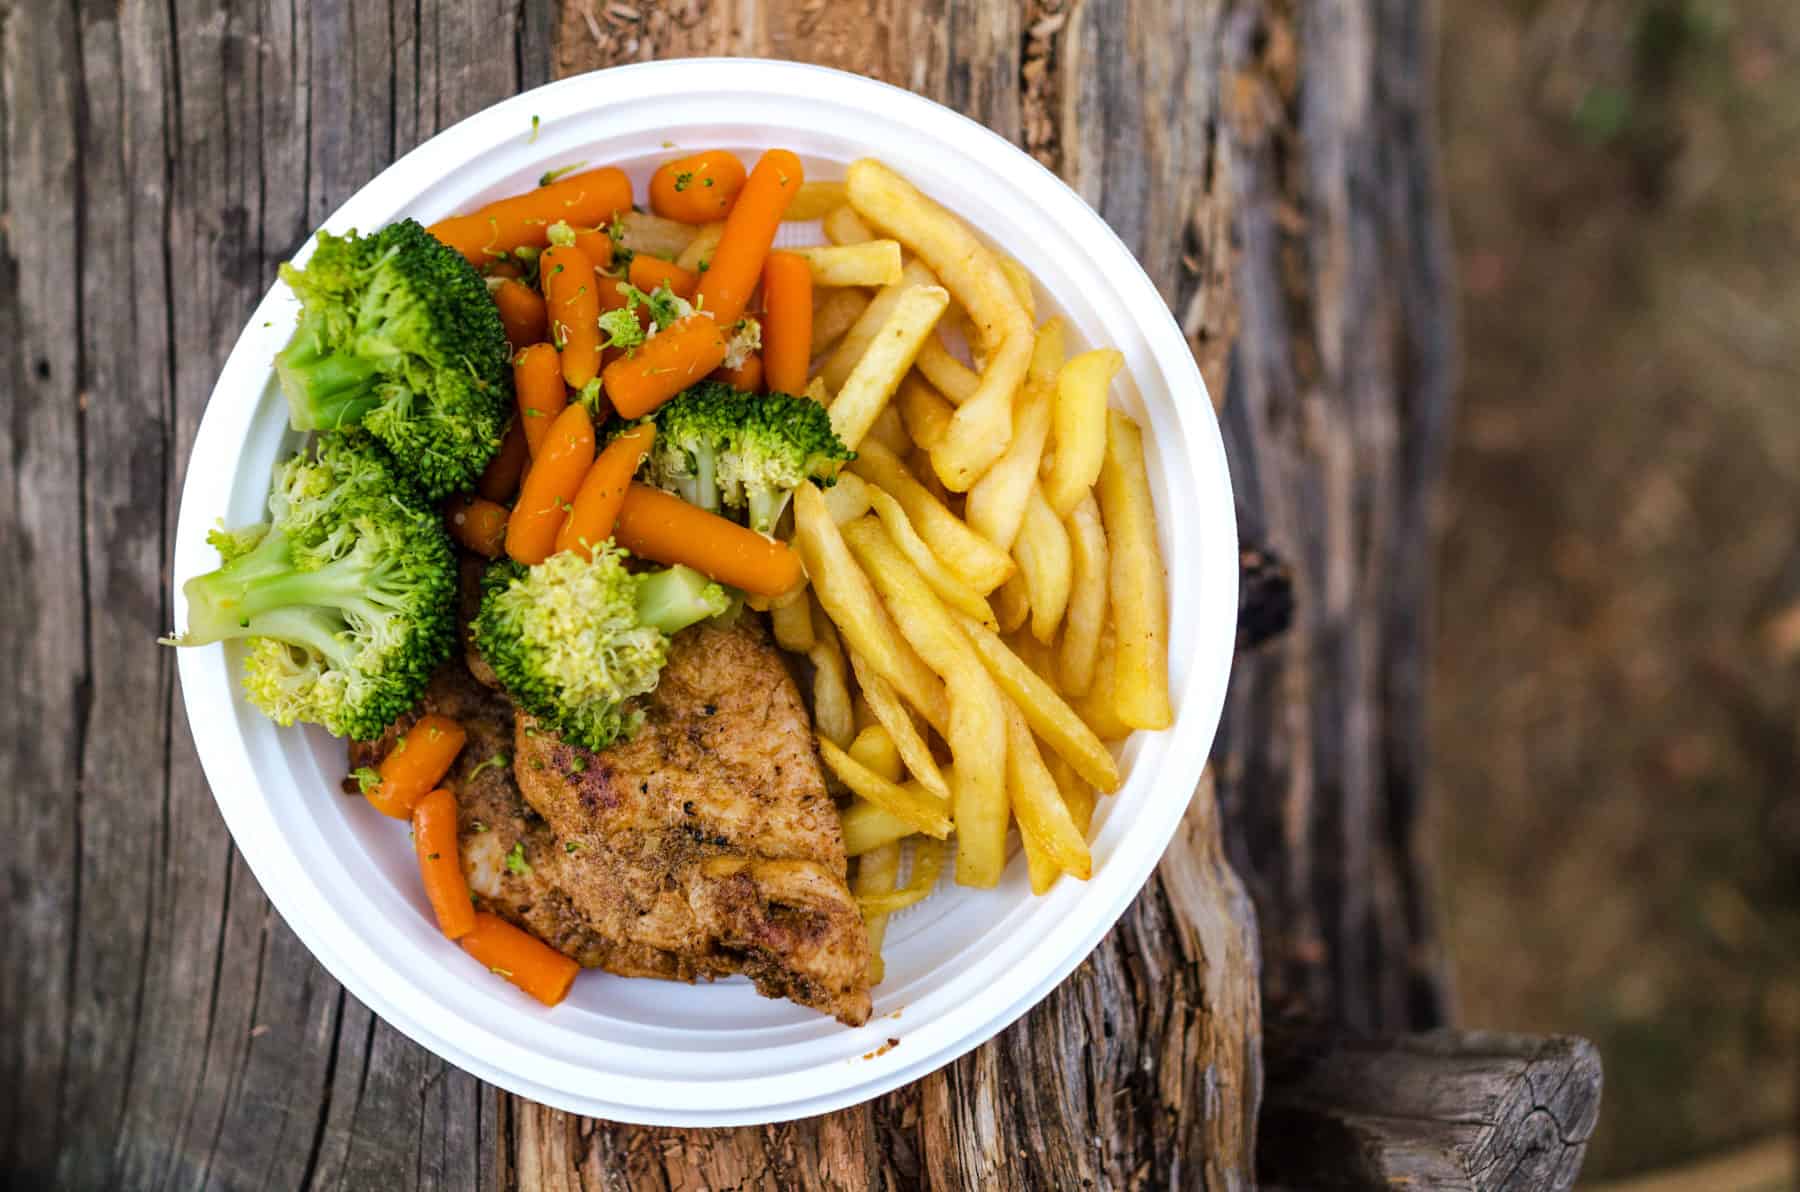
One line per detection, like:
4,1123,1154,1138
513,618,873,1026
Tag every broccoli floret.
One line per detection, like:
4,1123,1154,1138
473,547,728,751
596,280,693,354
164,434,456,740
617,381,855,534
275,219,511,499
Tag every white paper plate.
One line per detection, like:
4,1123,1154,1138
172,58,1237,1126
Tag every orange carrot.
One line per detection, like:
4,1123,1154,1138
506,403,595,564
628,254,699,301
477,418,530,504
554,424,656,558
512,343,567,457
491,278,547,348
614,482,803,597
539,245,602,390
365,714,467,820
712,352,763,393
694,149,803,326
444,494,509,558
650,150,747,224
761,251,813,394
603,315,729,419
571,226,614,270
412,789,476,940
459,912,580,1006
429,168,632,266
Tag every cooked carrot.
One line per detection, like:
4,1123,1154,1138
628,253,699,301
539,245,602,390
603,314,729,419
412,789,476,940
365,714,466,820
444,494,509,558
506,403,595,564
491,278,547,348
694,149,803,326
571,226,614,269
477,418,529,504
512,343,567,457
761,251,813,395
614,482,803,597
712,352,763,393
428,167,632,266
459,912,580,1006
554,424,656,559
650,150,747,224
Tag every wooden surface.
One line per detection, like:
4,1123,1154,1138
0,0,1491,1188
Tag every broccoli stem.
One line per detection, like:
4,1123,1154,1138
746,488,790,537
633,565,729,635
179,533,376,653
275,313,386,430
693,447,719,513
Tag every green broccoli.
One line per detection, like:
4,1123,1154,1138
617,381,855,534
473,546,729,752
164,434,457,740
274,219,511,499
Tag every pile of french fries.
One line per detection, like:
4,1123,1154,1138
763,160,1172,981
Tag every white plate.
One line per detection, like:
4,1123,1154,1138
172,58,1237,1126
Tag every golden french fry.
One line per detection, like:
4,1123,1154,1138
848,724,905,783
1097,410,1172,729
914,333,980,404
821,738,952,837
844,523,1009,888
675,219,726,272
841,776,951,855
1045,752,1097,835
789,241,904,288
1058,493,1109,695
1005,701,1091,879
1028,317,1066,385
991,574,1030,634
770,592,816,653
997,255,1037,323
793,483,948,732
821,259,939,391
849,651,952,801
867,403,912,456
823,203,875,245
808,602,856,749
863,491,997,630
846,159,1032,489
828,284,950,449
1016,486,1073,643
786,180,850,222
909,446,951,505
810,287,871,358
1006,627,1057,683
1021,827,1059,895
1074,628,1134,741
853,692,880,735
820,469,872,525
856,837,946,914
965,382,1052,552
896,373,955,450
850,440,1014,594
1043,348,1123,516
854,841,900,983
951,610,1122,793
617,209,697,259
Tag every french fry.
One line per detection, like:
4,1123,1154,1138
793,483,948,732
1021,827,1058,895
848,724,905,783
867,403,912,456
908,446,952,506
807,598,856,749
914,333,980,404
810,287,871,359
849,441,1014,594
856,837,946,914
991,575,1030,634
1016,486,1073,643
1058,493,1109,695
951,610,1122,793
788,241,904,288
616,209,698,260
1073,628,1134,741
855,841,900,983
846,159,1032,489
828,284,950,449
842,792,944,856
804,375,832,404
864,490,997,629
787,180,850,223
821,259,939,391
821,469,873,525
843,522,1009,888
823,203,875,245
997,254,1037,323
1096,410,1172,729
848,652,952,801
1006,627,1057,683
770,592,816,653
853,692,880,735
965,381,1052,552
820,738,952,838
1046,751,1098,834
1028,316,1067,385
674,219,727,272
1005,701,1092,880
896,373,955,450
1044,348,1123,516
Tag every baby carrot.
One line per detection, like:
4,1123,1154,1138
477,418,529,503
627,253,699,301
540,245,602,390
554,424,656,559
429,167,632,266
613,482,803,597
459,912,580,1006
412,789,476,940
761,251,813,394
444,494,509,558
571,225,614,269
603,314,729,419
365,714,467,819
694,149,803,326
491,278,547,348
650,150,747,224
506,403,595,565
712,352,763,394
512,343,567,457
